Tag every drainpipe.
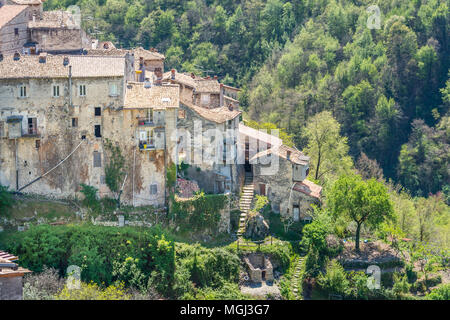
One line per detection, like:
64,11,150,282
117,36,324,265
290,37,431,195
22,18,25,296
68,65,72,107
15,138,18,191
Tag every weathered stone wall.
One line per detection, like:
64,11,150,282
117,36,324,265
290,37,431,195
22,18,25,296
193,93,220,108
0,76,177,208
0,6,29,55
0,276,23,300
29,28,84,53
252,158,317,220
177,103,239,194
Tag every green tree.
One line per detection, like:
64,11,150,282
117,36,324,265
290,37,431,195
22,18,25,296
0,185,14,215
303,111,353,183
328,173,394,252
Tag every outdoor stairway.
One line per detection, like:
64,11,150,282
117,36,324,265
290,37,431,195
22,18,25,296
237,173,254,237
292,256,305,299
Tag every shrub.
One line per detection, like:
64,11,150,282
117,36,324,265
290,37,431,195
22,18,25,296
317,260,349,297
55,281,130,300
23,267,65,300
426,283,450,300
0,184,14,215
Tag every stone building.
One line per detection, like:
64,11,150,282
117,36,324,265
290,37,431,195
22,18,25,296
244,253,273,283
239,123,322,221
0,250,31,300
163,69,243,194
0,4,29,55
0,0,90,56
0,53,179,207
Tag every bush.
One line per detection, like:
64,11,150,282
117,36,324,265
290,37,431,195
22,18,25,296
23,267,65,300
317,260,349,297
426,283,450,300
55,281,130,300
0,184,14,215
80,184,100,214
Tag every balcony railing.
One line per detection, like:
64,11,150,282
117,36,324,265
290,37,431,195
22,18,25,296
137,117,154,126
137,117,165,126
23,126,40,137
139,140,155,150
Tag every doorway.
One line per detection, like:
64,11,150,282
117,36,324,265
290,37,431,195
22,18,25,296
262,271,266,281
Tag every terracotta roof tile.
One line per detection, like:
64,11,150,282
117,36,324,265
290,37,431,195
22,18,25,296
181,98,241,123
28,10,80,29
163,70,221,93
0,54,126,79
293,180,322,199
0,5,27,29
124,82,179,109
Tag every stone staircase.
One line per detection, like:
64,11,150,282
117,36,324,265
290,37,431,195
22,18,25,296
237,172,254,237
292,256,305,299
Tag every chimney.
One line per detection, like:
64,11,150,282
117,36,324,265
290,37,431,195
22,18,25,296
287,150,291,160
219,83,224,107
213,75,218,80
171,69,175,80
228,103,233,111
32,14,36,23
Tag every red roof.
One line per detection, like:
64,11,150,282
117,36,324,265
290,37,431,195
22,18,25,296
293,180,322,199
0,250,18,262
0,5,28,29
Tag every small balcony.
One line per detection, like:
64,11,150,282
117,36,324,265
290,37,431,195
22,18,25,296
22,126,40,137
139,140,155,151
137,117,155,126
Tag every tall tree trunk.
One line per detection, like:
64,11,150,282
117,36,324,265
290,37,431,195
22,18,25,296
355,222,361,252
315,150,321,180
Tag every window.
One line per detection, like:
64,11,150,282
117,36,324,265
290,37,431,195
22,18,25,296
28,117,37,135
109,83,118,96
94,107,101,116
94,125,101,138
72,118,78,127
35,139,40,149
79,85,86,96
150,184,158,195
93,151,101,167
52,85,60,97
19,85,27,97
201,94,210,105
14,28,18,36
0,121,4,137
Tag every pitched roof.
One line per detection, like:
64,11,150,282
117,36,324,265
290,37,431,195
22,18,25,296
181,98,241,123
133,47,165,61
239,123,283,147
124,82,179,109
0,250,18,262
28,10,80,29
10,0,42,4
0,54,126,79
86,47,164,60
0,5,27,29
163,70,221,93
293,180,322,199
0,250,31,278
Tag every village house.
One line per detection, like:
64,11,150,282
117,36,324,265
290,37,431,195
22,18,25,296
239,123,322,221
163,70,243,194
0,0,90,56
0,52,180,207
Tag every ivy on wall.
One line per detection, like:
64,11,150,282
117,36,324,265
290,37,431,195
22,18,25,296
170,192,228,231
